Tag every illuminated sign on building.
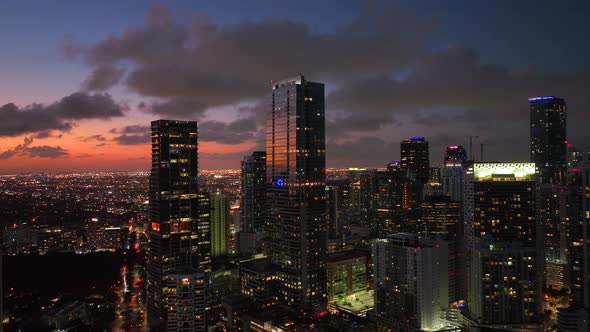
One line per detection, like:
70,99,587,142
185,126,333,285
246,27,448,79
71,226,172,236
473,163,536,181
528,96,555,101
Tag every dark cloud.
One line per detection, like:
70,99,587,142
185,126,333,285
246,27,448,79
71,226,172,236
81,134,107,142
63,6,590,164
112,133,150,145
109,125,151,145
27,146,69,158
199,117,258,144
66,6,424,117
327,136,397,168
110,125,150,134
82,65,125,91
0,92,126,137
0,137,68,159
34,130,64,139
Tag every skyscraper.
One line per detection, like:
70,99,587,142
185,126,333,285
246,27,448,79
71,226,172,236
464,163,541,328
400,136,430,186
147,120,206,331
444,145,468,167
266,75,327,310
240,151,266,233
197,192,212,273
370,164,412,237
421,195,461,236
210,191,230,258
373,233,456,331
530,96,567,184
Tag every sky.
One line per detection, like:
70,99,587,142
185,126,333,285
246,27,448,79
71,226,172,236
0,0,589,173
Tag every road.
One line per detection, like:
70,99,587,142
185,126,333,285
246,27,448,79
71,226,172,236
110,263,147,332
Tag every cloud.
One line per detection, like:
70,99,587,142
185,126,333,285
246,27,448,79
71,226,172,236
81,134,107,142
66,5,424,117
27,146,69,158
0,92,126,137
199,116,258,144
62,6,590,164
108,124,150,145
327,136,397,168
110,125,149,134
34,130,64,139
112,133,150,145
0,137,68,159
82,64,125,91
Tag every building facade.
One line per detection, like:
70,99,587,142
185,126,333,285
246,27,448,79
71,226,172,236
530,96,567,185
400,136,430,186
373,233,454,331
210,191,230,258
464,162,541,327
147,120,205,331
266,75,327,311
240,151,267,233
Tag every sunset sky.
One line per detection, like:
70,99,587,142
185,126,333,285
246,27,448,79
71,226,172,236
1,0,589,173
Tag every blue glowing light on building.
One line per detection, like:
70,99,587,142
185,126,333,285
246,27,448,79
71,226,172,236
410,136,425,141
275,178,284,187
528,96,555,101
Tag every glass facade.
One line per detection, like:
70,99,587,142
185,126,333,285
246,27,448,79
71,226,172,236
147,119,205,331
530,96,567,185
266,75,327,310
240,151,266,233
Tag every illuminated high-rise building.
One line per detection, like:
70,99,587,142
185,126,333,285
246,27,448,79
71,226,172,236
373,233,456,331
400,136,430,186
147,120,206,331
210,191,230,258
444,145,468,167
370,164,412,237
240,151,266,233
530,96,567,184
266,75,327,310
421,195,461,236
197,192,212,273
464,163,541,328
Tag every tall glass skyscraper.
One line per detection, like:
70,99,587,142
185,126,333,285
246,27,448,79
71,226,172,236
240,151,266,233
400,136,430,185
147,120,206,331
530,96,567,184
266,75,327,311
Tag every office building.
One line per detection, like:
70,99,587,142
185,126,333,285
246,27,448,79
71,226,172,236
326,251,367,302
464,163,541,328
373,233,456,331
370,164,413,237
239,258,279,309
266,75,327,310
530,96,567,184
441,166,464,203
538,184,569,290
400,136,430,186
240,151,266,233
147,119,205,331
211,191,230,258
421,195,461,236
164,271,206,332
197,192,212,273
445,145,468,167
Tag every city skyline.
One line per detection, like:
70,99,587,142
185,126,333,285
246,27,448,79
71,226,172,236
1,1,590,173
